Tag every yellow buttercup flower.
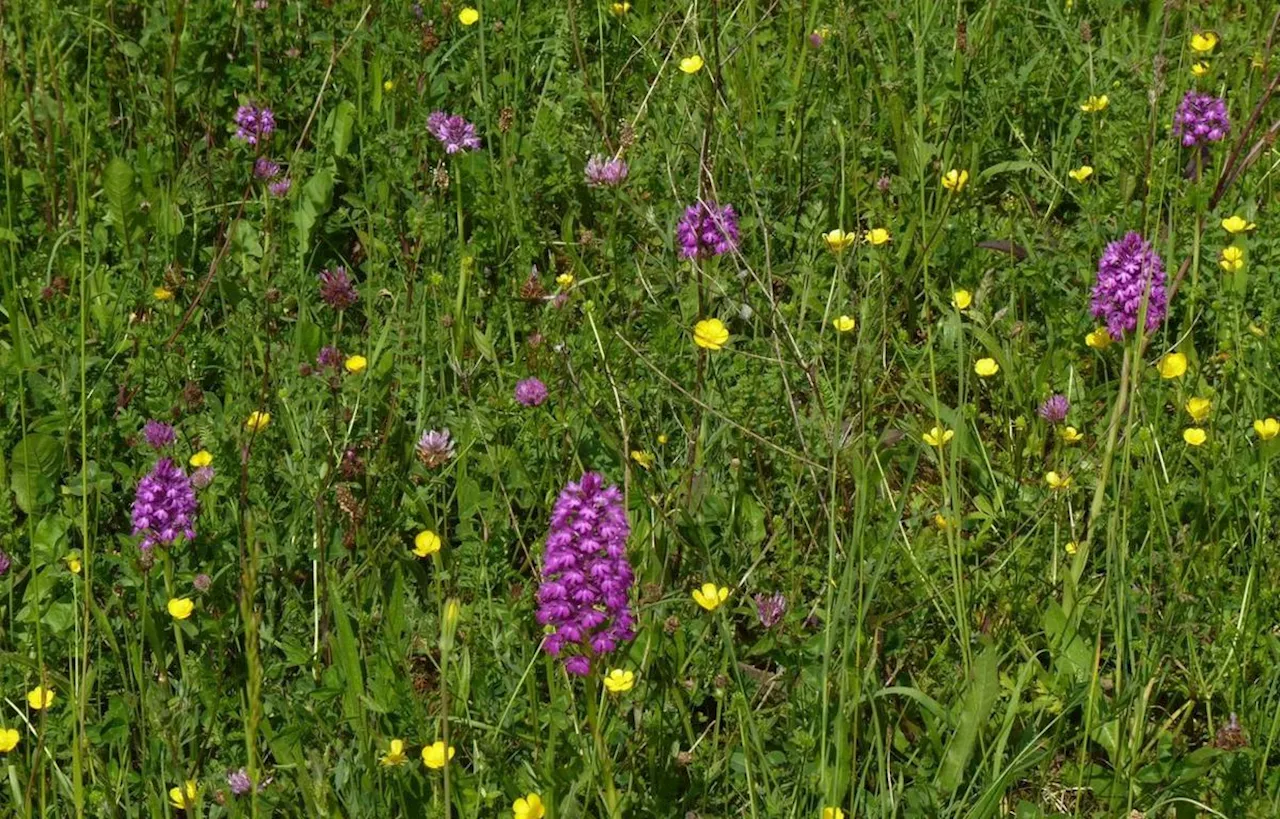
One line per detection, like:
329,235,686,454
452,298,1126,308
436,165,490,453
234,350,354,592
1080,94,1109,113
864,227,890,246
1182,427,1207,446
458,7,479,25
383,79,395,92
555,272,574,289
679,55,705,74
1222,215,1256,234
1060,426,1084,444
1068,165,1093,183
514,794,546,819
154,287,174,301
693,318,730,350
941,168,969,192
973,358,999,377
1064,541,1078,556
692,582,730,611
381,739,408,766
413,530,442,558
245,411,271,432
1254,418,1280,440
823,808,846,819
1045,471,1072,491
609,2,631,15
1186,397,1211,423
1191,61,1210,77
168,781,198,810
1085,327,1112,350
26,686,53,710
1219,246,1244,272
932,513,952,531
0,729,18,753
630,450,655,469
951,289,972,310
190,450,213,468
922,426,954,447
822,228,857,253
345,355,368,374
603,668,636,693
167,597,194,620
1157,352,1188,379
832,315,856,333
657,433,669,445
421,741,456,769
65,555,82,574
1190,32,1218,53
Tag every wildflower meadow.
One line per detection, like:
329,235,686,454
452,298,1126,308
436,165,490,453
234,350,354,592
4,1,1280,817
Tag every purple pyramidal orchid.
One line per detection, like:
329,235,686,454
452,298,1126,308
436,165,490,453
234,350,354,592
536,472,636,675
131,458,198,551
676,201,741,259
1090,232,1167,339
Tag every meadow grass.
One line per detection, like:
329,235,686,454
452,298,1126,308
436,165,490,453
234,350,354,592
2,0,1280,817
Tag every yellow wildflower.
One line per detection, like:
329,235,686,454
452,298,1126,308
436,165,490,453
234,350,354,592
864,227,890,246
556,272,574,289
421,741,456,769
65,555,82,574
630,450,655,469
1183,427,1207,446
245,411,271,432
167,598,194,620
832,315,856,333
823,229,857,253
381,739,408,766
344,355,368,374
1045,471,1072,491
823,809,846,819
1060,426,1084,444
951,289,972,310
26,686,54,710
1186,397,1211,423
1219,246,1244,272
973,358,999,377
692,582,730,612
168,781,198,810
0,729,18,753
1085,327,1112,349
923,426,954,447
1157,352,1188,379
1221,215,1256,234
679,55,704,74
154,287,174,301
1190,32,1218,53
610,2,631,15
514,794,546,819
413,530,442,558
1191,61,1210,77
693,318,729,351
383,80,395,92
190,450,213,468
941,169,969,192
603,669,636,693
458,7,479,25
1080,94,1109,113
1254,418,1280,441
1068,165,1093,183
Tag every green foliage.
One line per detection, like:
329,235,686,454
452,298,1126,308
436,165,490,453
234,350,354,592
2,0,1280,817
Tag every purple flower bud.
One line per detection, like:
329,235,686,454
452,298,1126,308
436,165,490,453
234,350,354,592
515,377,548,407
754,593,787,628
1038,394,1070,424
427,111,481,154
585,154,629,187
676,201,740,259
143,420,176,450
